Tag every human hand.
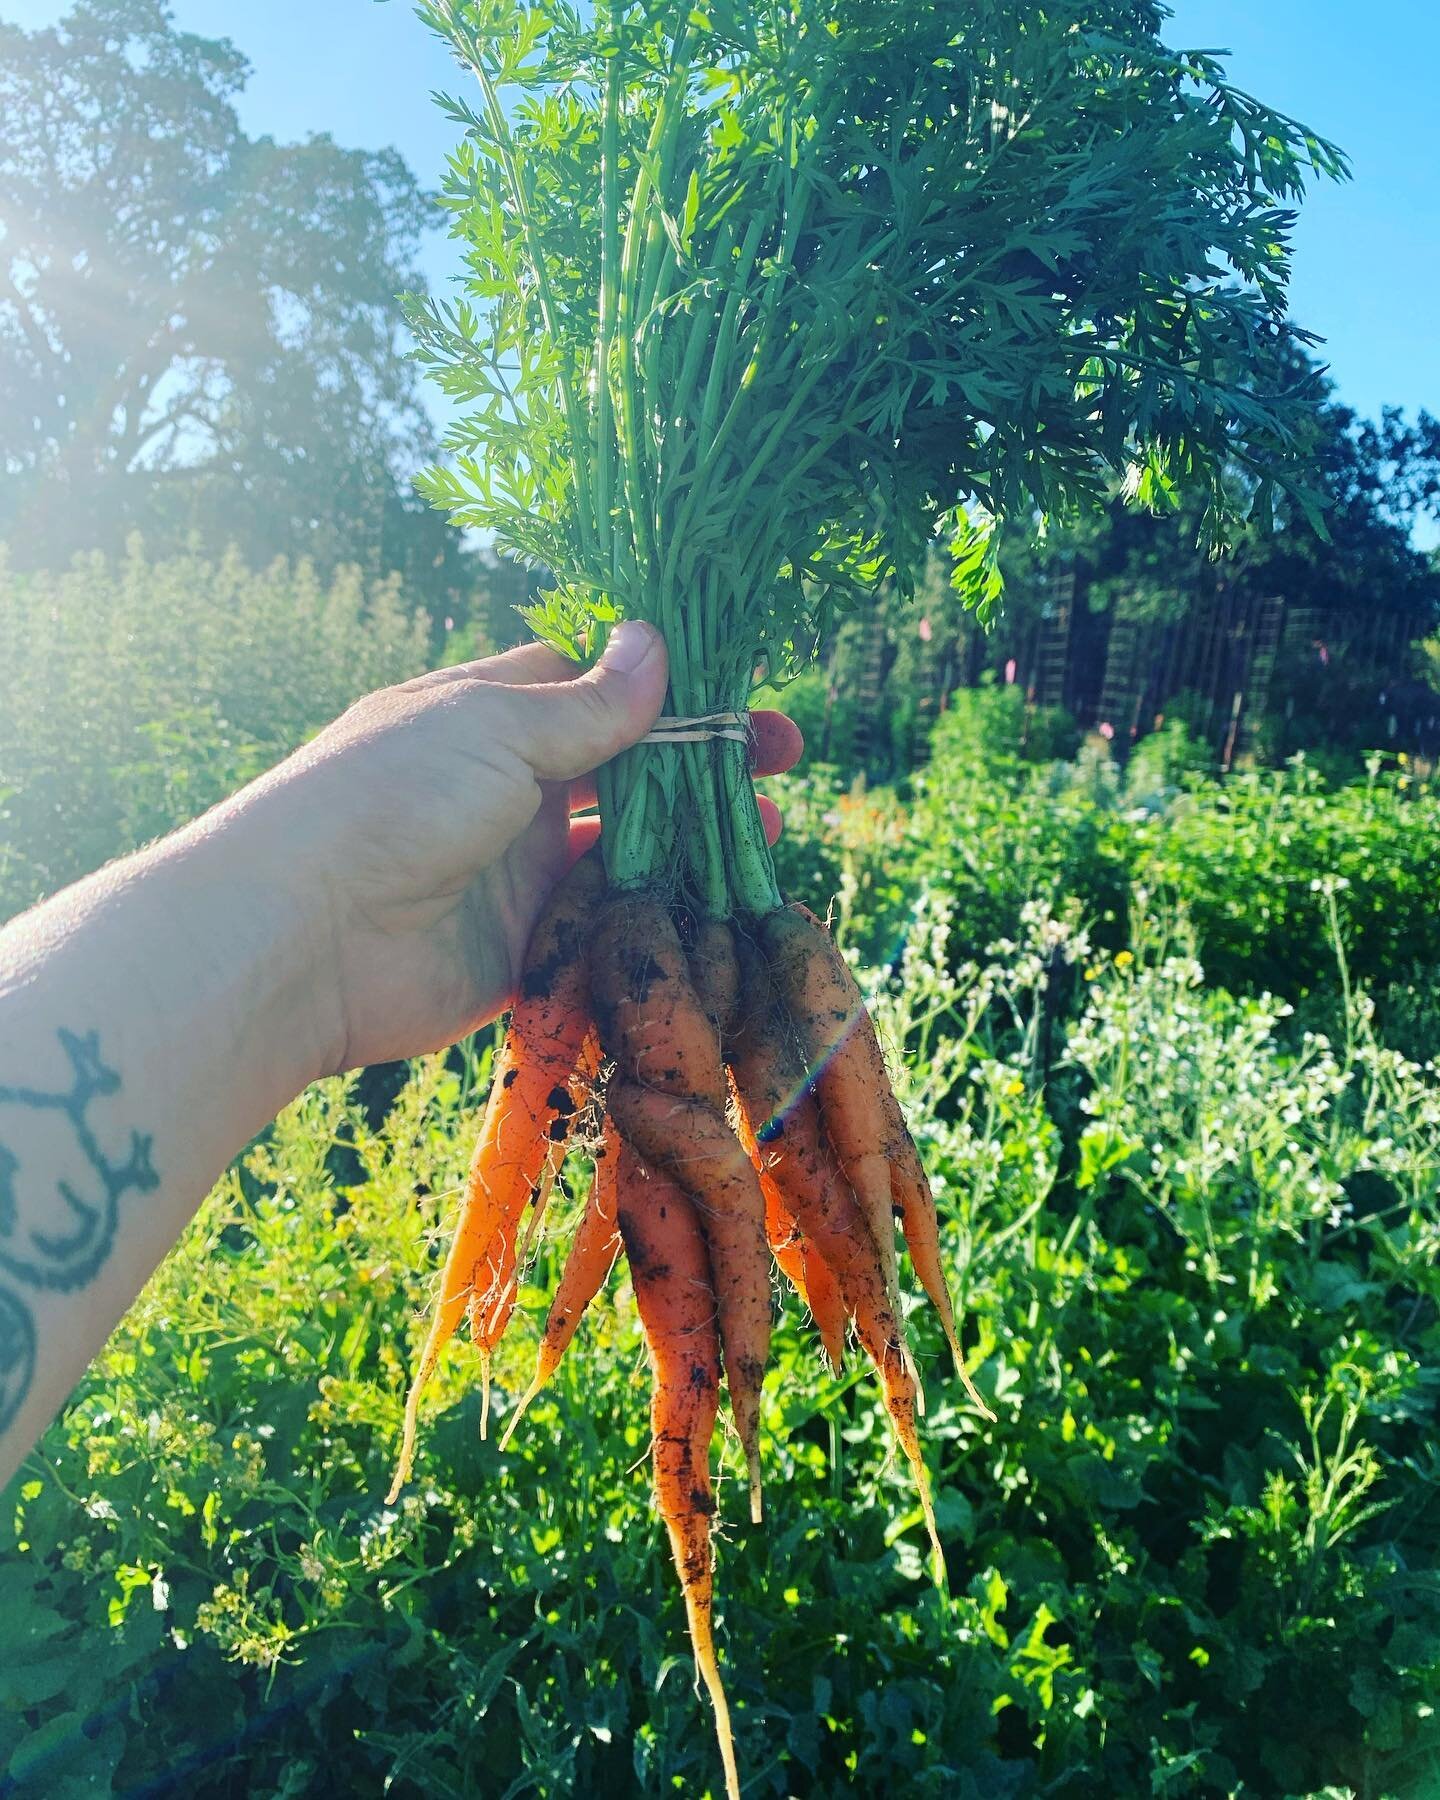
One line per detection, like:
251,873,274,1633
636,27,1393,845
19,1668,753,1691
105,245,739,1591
239,624,801,1075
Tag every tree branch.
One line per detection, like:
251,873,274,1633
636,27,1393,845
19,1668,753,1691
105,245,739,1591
0,268,60,376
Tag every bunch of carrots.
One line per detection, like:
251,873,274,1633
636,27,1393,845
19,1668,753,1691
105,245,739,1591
393,0,1337,1789
389,848,986,1798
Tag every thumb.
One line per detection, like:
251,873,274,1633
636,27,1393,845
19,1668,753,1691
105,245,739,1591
503,621,669,782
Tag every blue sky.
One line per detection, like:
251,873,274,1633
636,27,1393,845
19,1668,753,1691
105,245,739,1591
6,0,1438,428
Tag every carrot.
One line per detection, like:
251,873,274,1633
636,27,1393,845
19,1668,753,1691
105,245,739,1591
729,958,942,1576
887,1118,995,1419
593,893,770,1522
762,901,990,1410
614,1140,738,1800
728,947,878,1328
733,1077,846,1373
758,904,906,1331
387,855,602,1501
499,1117,623,1451
801,1233,847,1375
610,1078,770,1524
687,917,741,1045
467,1031,603,1427
848,1277,943,1585
761,904,989,1414
591,892,723,1108
760,1151,810,1304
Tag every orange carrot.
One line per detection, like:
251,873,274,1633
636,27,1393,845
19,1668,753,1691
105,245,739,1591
468,1032,602,1390
593,893,770,1521
760,904,990,1413
801,1233,847,1375
887,1118,994,1418
730,1084,805,1292
758,904,905,1329
499,1116,623,1450
688,917,741,1045
591,892,724,1107
388,855,602,1500
610,1078,770,1524
733,1077,846,1373
614,1140,738,1800
728,1011,891,1355
729,960,942,1575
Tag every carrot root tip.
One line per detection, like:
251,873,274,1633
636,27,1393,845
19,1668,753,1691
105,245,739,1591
957,1362,997,1423
498,1371,543,1452
692,1643,740,1800
388,1355,436,1504
904,1344,926,1417
944,1319,998,1421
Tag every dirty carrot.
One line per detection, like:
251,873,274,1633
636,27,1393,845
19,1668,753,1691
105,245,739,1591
499,1117,623,1450
614,1140,737,1800
593,894,770,1520
387,855,601,1499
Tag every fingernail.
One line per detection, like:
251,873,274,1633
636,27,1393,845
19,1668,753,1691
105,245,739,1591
600,620,660,673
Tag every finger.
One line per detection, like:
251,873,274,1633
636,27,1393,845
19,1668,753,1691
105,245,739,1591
566,707,804,812
405,640,580,693
758,795,782,845
749,710,805,778
491,620,668,782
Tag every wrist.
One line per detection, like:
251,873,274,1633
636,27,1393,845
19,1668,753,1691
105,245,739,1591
138,793,342,1101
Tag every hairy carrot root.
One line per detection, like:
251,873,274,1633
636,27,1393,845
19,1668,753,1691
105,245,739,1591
688,917,741,1045
802,1234,847,1374
615,1142,738,1800
465,1029,598,1442
610,1079,770,1524
765,904,989,1414
730,956,941,1574
591,892,724,1107
728,939,884,1330
387,855,602,1501
734,1077,847,1373
469,1031,602,1363
849,1286,944,1583
761,1159,811,1305
593,894,770,1521
500,1117,623,1451
888,1124,994,1419
758,905,905,1328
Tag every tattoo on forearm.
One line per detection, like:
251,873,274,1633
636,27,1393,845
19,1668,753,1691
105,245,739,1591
0,1030,160,1435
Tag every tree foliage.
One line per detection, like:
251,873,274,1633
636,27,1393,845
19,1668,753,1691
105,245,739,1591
1042,355,1440,628
0,0,466,609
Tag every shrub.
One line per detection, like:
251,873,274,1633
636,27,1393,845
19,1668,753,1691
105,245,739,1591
0,542,430,921
1123,756,1440,1001
902,695,1132,965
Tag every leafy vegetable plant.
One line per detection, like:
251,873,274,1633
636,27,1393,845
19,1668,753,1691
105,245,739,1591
14,767,1440,1796
391,1,1343,1787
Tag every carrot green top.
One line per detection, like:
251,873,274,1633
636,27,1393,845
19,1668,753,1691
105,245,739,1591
407,0,1344,913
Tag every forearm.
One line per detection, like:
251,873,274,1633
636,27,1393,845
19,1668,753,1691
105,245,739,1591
0,802,325,1485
